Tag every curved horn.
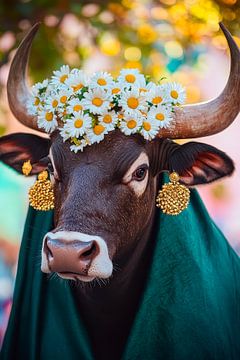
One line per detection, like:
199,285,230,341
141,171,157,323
160,22,240,139
7,23,44,132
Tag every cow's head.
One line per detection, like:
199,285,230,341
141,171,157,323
0,23,239,282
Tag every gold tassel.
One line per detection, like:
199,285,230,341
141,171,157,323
156,172,190,215
29,170,54,211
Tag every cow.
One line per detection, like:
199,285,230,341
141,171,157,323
0,23,240,360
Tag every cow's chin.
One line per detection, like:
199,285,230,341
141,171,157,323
57,272,96,282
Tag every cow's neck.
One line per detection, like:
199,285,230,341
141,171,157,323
73,208,157,360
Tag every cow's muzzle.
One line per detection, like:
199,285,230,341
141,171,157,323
41,231,113,282
44,237,99,277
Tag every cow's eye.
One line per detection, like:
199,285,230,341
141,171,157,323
47,161,60,181
132,165,148,181
47,162,54,174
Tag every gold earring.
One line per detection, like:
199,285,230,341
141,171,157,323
156,172,190,215
22,160,32,176
22,161,54,211
29,170,54,211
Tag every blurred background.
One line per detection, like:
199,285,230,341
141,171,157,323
0,0,239,345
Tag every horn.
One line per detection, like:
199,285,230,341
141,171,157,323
160,22,240,139
7,23,45,132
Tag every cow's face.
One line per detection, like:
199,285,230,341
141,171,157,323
0,130,234,281
43,131,158,282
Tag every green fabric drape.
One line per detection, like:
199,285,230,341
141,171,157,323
1,189,240,360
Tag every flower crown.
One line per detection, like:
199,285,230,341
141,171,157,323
27,67,186,153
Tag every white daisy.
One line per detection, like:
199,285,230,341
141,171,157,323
62,112,92,138
31,79,49,96
27,79,49,115
65,70,89,93
57,88,72,108
146,81,156,92
42,82,58,102
89,71,114,91
135,77,148,93
118,87,147,115
82,88,111,115
138,86,149,95
162,82,186,105
59,127,71,142
27,104,37,116
26,94,42,115
147,105,173,128
117,68,145,88
140,120,160,140
119,113,142,136
147,85,168,106
37,109,58,133
98,110,118,131
110,81,122,96
70,139,88,153
86,124,108,145
44,91,61,112
66,98,85,114
51,65,70,86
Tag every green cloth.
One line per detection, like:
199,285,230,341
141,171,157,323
1,189,240,359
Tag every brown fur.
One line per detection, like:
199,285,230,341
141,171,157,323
0,129,235,359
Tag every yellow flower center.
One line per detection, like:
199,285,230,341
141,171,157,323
52,99,58,108
118,114,124,119
103,114,112,124
140,88,147,92
127,97,139,109
34,97,40,106
170,90,179,99
74,119,83,128
73,104,83,112
60,95,67,104
93,124,105,135
112,88,120,94
60,74,68,83
45,112,53,121
143,121,151,131
127,120,137,129
125,74,136,83
72,84,83,92
92,97,103,106
152,96,162,105
156,113,165,121
97,78,107,86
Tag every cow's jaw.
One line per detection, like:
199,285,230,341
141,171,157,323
41,231,113,282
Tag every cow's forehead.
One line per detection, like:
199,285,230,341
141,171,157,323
50,130,148,170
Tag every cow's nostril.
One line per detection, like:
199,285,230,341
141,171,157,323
80,242,97,260
43,237,100,275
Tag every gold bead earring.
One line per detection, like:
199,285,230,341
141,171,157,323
156,172,190,215
22,160,54,211
22,160,32,176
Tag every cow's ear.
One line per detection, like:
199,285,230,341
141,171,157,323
168,141,234,186
0,133,51,175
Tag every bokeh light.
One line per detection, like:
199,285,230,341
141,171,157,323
0,0,239,344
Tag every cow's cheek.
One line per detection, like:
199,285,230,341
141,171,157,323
53,181,68,227
112,184,152,257
131,178,156,238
